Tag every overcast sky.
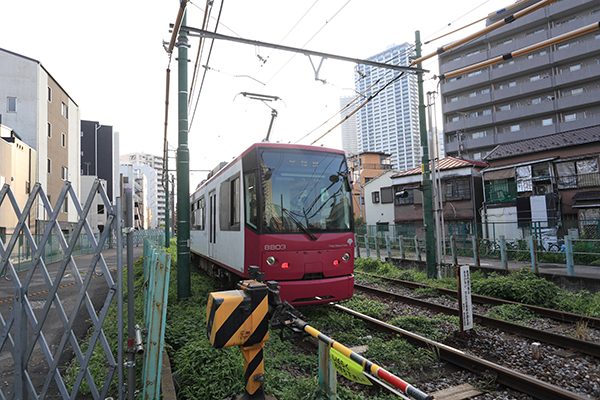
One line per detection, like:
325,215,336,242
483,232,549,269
1,0,511,188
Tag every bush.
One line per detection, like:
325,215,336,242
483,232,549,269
472,268,560,309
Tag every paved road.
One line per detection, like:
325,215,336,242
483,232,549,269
0,245,143,398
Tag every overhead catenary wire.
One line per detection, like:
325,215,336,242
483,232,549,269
254,0,322,72
188,0,213,108
188,0,226,132
263,0,353,87
294,44,416,144
310,72,405,145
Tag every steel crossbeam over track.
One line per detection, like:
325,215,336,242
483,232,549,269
180,26,428,74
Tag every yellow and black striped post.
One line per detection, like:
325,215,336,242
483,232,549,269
207,279,271,399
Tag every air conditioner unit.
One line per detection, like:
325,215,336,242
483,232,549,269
533,184,551,195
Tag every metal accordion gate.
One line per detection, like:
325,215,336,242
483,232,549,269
0,180,125,399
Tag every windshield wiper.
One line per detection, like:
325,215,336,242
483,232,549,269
282,207,318,241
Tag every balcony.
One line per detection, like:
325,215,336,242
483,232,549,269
557,173,600,189
485,181,518,203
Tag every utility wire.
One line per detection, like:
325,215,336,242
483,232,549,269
254,0,321,71
188,0,213,109
189,0,241,37
263,0,352,87
294,44,415,144
310,72,405,145
188,0,226,132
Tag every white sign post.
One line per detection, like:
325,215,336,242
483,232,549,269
459,265,473,332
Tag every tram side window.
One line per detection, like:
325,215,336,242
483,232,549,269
219,173,241,231
198,197,205,230
244,172,258,229
231,177,240,227
191,198,205,230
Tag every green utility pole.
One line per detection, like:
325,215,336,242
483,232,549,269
177,14,191,299
165,142,170,248
415,31,437,278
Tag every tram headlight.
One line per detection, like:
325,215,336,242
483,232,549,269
266,256,276,266
342,253,350,262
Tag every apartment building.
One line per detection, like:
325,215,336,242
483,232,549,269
0,47,81,233
81,120,120,203
355,43,420,171
439,0,600,161
121,153,165,226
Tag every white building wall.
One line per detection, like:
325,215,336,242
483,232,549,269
66,97,81,223
363,171,396,226
0,50,39,149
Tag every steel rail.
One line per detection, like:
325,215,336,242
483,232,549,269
355,283,600,358
357,272,600,329
334,304,589,400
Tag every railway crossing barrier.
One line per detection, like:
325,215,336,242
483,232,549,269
206,267,435,400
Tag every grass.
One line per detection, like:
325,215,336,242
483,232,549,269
354,257,600,317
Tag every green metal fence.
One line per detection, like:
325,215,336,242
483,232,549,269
357,219,600,276
141,237,171,400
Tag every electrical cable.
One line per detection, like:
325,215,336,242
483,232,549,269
188,0,226,132
263,0,352,87
252,0,321,77
310,72,405,145
293,44,416,144
188,0,241,37
189,0,214,108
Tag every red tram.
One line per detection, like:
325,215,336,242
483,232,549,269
190,142,354,305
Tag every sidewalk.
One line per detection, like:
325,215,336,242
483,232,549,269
356,246,600,280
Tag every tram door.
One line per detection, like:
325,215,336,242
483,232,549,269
208,190,217,258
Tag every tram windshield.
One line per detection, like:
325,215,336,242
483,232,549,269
257,148,352,236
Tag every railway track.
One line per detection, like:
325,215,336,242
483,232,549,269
356,271,600,329
332,303,591,400
354,282,600,358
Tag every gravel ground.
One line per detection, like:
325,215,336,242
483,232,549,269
354,278,600,399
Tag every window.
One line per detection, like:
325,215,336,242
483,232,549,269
62,102,68,119
47,123,52,138
48,87,52,102
61,166,68,180
244,173,257,230
7,97,16,112
381,187,393,204
511,124,520,132
564,113,577,122
230,177,240,226
61,133,66,147
98,204,105,214
372,191,380,203
62,198,68,213
445,179,471,199
47,158,52,174
542,118,553,126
